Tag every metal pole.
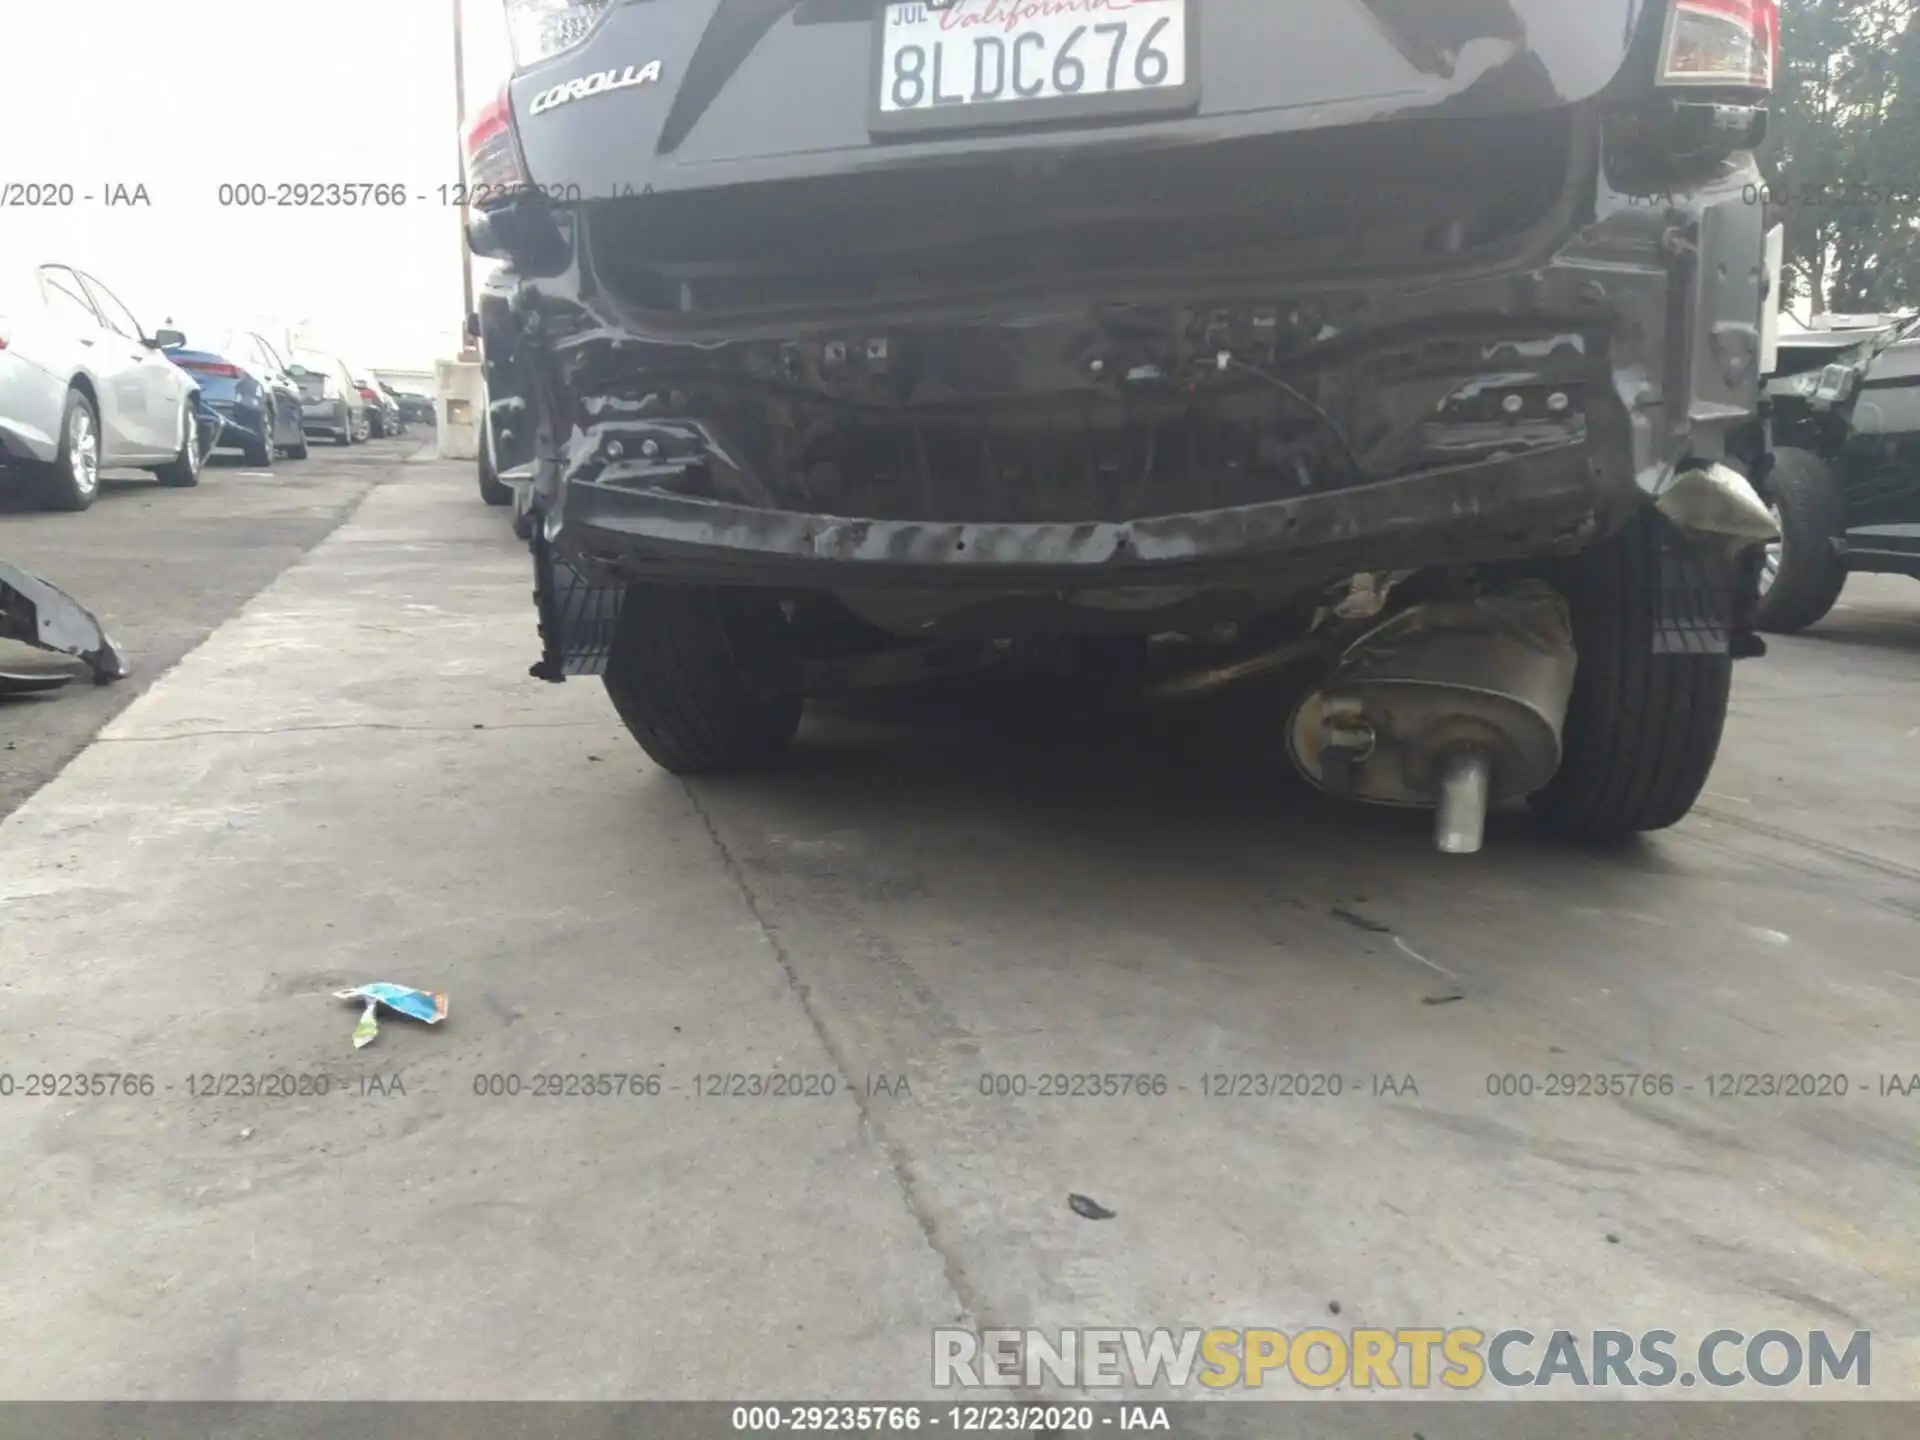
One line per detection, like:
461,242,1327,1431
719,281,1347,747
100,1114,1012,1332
452,0,476,358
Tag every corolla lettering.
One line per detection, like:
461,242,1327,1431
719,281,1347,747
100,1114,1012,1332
529,61,664,117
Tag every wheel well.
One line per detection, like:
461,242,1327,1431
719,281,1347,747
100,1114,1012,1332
1766,401,1843,464
68,374,99,412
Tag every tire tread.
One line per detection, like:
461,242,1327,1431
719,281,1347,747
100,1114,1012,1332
602,586,802,775
1754,446,1847,634
1534,510,1733,840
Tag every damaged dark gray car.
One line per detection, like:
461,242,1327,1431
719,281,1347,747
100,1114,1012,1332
467,0,1782,853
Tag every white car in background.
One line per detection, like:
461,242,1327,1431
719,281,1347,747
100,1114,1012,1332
0,263,204,510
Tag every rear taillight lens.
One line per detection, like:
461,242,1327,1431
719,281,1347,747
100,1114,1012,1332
357,386,379,401
0,319,10,351
1659,0,1776,89
463,84,528,197
502,0,614,68
182,360,241,378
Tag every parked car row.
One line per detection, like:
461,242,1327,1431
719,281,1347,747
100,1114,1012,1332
0,260,428,511
190,339,410,458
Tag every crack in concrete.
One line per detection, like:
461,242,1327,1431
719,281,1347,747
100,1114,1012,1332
1696,806,1920,888
678,777,986,1335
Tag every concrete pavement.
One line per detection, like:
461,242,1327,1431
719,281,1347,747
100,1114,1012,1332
0,459,1916,1400
0,441,400,818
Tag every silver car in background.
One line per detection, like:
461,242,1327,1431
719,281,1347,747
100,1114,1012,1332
0,263,205,510
290,352,369,447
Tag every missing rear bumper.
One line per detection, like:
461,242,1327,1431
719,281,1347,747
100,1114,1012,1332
0,560,128,686
555,441,1613,592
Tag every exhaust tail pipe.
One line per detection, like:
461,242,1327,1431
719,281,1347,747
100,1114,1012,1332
1286,582,1577,854
1434,748,1492,855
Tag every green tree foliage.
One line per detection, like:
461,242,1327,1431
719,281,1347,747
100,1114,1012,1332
1766,0,1920,312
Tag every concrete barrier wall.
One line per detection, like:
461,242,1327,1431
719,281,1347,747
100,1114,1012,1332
435,359,485,461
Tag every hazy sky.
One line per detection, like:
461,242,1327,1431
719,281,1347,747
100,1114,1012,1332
0,0,511,371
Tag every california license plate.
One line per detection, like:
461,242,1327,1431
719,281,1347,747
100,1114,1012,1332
873,0,1194,134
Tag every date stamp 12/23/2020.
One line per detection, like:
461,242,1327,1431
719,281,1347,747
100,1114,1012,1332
5,1068,1914,1106
0,1072,407,1101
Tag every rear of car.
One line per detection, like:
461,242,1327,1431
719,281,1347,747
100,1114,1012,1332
349,372,392,437
293,351,359,444
376,382,409,432
471,0,1783,851
168,332,277,461
378,382,404,434
168,347,247,420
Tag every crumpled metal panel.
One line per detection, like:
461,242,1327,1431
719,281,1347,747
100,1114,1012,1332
529,531,624,682
0,561,128,686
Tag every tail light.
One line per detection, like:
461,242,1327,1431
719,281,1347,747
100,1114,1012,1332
0,318,10,351
357,386,379,402
180,360,241,378
1659,0,1777,89
463,84,529,198
502,0,614,68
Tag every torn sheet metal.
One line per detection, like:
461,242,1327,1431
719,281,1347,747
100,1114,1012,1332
1652,461,1779,548
0,560,128,685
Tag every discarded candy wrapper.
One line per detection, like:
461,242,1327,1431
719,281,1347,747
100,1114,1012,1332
335,983,448,1049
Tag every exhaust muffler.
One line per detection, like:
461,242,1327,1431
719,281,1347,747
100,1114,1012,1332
1285,582,1577,854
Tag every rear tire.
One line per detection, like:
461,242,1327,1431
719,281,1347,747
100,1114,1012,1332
603,586,804,775
153,401,204,487
1754,447,1847,634
1531,508,1734,842
242,411,273,468
37,388,101,511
